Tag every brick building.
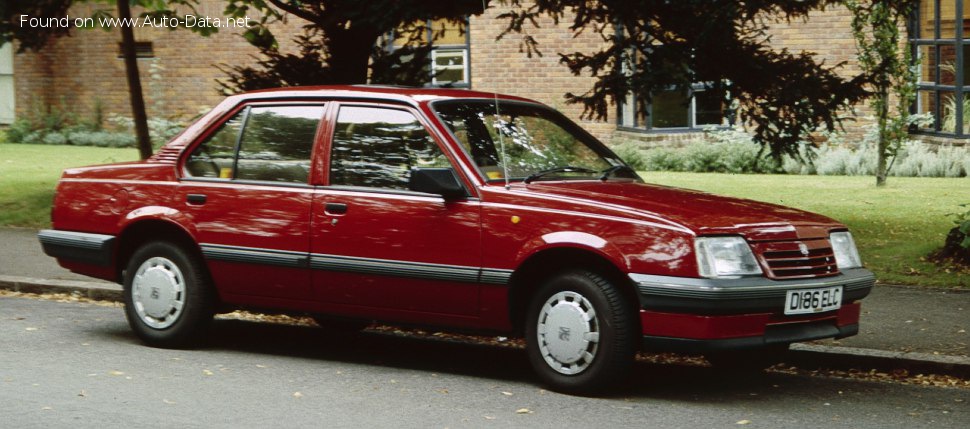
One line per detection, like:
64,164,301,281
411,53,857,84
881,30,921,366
3,1,968,145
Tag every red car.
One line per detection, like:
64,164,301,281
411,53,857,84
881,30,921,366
39,86,873,393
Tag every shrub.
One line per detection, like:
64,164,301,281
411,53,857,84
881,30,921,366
41,132,68,145
611,141,648,171
66,130,137,148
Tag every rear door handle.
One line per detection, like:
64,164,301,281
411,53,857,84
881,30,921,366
325,203,347,215
186,194,207,205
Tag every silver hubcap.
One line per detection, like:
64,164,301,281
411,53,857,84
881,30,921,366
132,256,186,329
536,291,600,375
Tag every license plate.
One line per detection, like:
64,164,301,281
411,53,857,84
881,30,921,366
784,286,843,315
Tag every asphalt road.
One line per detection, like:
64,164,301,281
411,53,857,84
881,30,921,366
1,296,967,428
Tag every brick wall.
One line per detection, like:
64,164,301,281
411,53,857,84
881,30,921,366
11,1,879,146
13,1,303,124
469,7,615,141
765,5,877,142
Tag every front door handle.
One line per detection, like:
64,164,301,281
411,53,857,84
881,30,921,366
325,203,347,215
186,194,207,205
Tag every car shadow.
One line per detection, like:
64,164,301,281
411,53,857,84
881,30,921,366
98,316,829,400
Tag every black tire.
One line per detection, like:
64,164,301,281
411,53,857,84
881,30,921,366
705,344,790,372
524,270,638,394
122,241,215,348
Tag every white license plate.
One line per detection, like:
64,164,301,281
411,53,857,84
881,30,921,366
784,286,843,315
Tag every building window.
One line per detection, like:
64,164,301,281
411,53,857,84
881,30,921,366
0,42,14,124
615,29,726,132
912,0,970,136
619,84,726,131
390,18,470,87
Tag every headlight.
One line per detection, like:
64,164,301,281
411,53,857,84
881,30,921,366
695,236,763,278
830,231,862,269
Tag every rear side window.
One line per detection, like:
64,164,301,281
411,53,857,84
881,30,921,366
329,106,450,190
185,112,244,179
185,105,325,184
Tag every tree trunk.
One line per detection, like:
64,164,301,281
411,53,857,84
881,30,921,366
118,0,153,160
326,25,381,85
875,91,890,187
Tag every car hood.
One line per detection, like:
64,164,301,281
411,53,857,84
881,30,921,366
518,181,842,241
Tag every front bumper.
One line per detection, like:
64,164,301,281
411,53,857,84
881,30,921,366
629,268,875,352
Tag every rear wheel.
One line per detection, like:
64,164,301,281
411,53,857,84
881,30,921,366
123,241,215,348
524,270,638,394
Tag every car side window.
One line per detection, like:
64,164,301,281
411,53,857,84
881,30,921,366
185,105,324,184
235,106,324,184
185,111,244,179
329,106,450,190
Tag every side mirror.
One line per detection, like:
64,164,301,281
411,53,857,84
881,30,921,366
409,168,468,200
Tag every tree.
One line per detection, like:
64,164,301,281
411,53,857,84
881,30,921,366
219,0,485,91
497,0,871,162
846,0,919,187
0,0,206,159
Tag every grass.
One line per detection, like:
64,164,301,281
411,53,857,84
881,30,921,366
0,143,139,228
639,172,969,288
0,143,965,287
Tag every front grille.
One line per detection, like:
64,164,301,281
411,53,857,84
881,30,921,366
754,239,839,279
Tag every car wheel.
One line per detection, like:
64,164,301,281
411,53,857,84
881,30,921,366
525,270,638,394
123,241,215,348
705,344,790,372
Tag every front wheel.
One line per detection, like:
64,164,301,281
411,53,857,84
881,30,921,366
525,270,638,394
123,241,215,348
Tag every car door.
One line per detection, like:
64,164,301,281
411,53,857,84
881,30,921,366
309,103,482,317
179,103,326,301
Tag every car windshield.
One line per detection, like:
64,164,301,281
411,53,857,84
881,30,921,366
433,100,630,183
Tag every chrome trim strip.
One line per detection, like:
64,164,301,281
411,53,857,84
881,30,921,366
201,244,308,268
630,268,875,300
197,243,510,285
480,268,514,285
310,254,480,283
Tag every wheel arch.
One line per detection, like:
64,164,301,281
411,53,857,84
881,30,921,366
115,219,202,283
507,246,641,336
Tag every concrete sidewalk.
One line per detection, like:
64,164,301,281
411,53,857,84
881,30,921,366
2,227,969,376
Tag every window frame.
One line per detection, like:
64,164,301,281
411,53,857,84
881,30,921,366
181,101,328,187
322,101,473,198
910,0,970,137
388,17,472,88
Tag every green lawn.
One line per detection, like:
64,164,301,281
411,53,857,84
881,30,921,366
0,143,966,288
0,143,139,228
639,172,969,288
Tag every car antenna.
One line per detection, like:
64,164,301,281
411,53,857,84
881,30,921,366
484,0,512,190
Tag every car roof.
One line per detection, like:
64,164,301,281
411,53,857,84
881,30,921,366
233,85,538,106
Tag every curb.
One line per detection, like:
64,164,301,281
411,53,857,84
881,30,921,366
789,343,970,378
0,274,122,302
2,274,969,378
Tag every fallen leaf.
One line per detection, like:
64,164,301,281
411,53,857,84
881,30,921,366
737,420,751,425
109,371,125,376
202,369,214,376
25,327,37,331
163,399,176,405
501,391,513,396
516,408,533,414
484,416,496,420
256,364,267,368
293,392,303,398
78,390,87,397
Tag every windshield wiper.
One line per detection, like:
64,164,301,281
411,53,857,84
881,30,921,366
599,165,637,181
523,166,598,184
